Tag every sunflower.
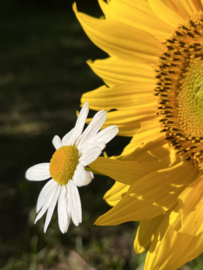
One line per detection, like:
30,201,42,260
73,1,203,269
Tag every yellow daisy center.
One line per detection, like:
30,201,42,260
50,146,79,185
156,12,203,169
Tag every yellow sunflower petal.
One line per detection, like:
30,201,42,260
98,0,174,43
89,156,175,186
116,124,165,159
83,103,157,137
172,175,203,236
103,145,179,208
161,1,190,20
117,141,179,165
81,83,156,111
148,143,176,162
104,181,130,207
134,214,165,254
171,0,203,17
87,57,156,87
148,0,185,27
95,162,198,225
108,108,157,137
145,210,203,270
73,3,163,64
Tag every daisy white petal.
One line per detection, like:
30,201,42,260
72,163,86,187
90,125,119,144
79,145,102,166
67,180,82,226
36,179,56,212
62,127,74,145
26,163,50,181
52,135,62,150
68,101,89,145
78,141,106,154
44,185,61,233
73,167,93,187
35,181,58,224
83,170,94,186
76,110,107,147
58,185,70,233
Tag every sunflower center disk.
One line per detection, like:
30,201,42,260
156,13,203,169
50,146,79,185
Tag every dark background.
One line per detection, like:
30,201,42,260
1,1,203,269
0,1,139,269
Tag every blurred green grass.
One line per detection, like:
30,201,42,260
1,1,203,270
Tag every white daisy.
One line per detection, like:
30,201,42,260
25,102,118,233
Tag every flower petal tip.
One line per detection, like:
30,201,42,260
72,2,77,13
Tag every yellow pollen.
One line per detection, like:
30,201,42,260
156,12,203,170
50,145,79,185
